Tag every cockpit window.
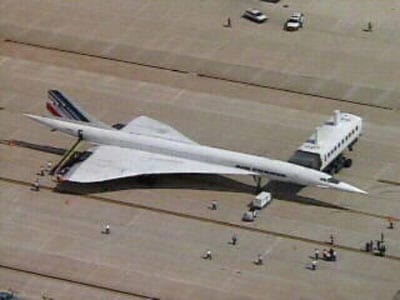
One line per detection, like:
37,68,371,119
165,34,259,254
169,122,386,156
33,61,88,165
320,177,339,184
327,177,339,184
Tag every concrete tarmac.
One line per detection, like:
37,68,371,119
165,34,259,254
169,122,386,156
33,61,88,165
0,1,400,299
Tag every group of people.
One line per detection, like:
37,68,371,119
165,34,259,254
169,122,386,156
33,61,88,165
31,161,53,191
314,247,337,262
310,247,337,271
322,248,337,261
37,161,52,176
365,239,386,257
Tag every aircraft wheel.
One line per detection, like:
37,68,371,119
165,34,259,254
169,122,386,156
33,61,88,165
344,158,353,168
331,163,341,174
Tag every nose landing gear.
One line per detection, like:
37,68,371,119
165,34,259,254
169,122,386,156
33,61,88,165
253,175,264,193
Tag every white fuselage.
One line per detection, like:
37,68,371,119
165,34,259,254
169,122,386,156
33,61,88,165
26,114,367,194
91,128,305,182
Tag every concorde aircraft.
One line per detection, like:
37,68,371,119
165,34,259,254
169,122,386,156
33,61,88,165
25,91,367,194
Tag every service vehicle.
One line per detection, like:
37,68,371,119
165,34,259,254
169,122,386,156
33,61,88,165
289,110,362,174
242,210,257,222
252,191,272,209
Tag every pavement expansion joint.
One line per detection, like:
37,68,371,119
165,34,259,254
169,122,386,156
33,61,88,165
3,39,394,111
0,264,156,299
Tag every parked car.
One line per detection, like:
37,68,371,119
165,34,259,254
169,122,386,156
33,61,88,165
290,12,305,25
284,12,304,31
0,291,14,300
242,9,268,23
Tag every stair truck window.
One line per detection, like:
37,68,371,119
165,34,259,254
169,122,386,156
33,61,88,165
289,150,322,170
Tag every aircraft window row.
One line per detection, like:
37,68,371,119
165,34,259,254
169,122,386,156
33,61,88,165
235,165,286,178
253,167,287,178
320,177,339,184
327,177,339,184
236,165,251,171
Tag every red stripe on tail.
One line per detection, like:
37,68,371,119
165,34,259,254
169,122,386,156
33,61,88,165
46,102,62,117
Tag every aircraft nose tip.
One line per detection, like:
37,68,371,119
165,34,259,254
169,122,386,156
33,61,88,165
338,182,368,194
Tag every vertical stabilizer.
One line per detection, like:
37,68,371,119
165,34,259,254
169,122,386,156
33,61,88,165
46,90,110,129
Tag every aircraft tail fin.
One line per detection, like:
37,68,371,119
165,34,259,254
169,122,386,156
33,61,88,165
46,90,110,128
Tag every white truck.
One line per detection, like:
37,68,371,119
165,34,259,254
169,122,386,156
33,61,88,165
243,192,272,222
252,191,272,209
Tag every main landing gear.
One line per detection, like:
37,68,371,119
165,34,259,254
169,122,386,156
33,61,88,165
327,155,352,175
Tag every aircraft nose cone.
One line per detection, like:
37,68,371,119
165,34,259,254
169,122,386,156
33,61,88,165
337,182,368,194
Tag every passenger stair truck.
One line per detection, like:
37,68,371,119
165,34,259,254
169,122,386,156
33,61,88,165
289,110,362,174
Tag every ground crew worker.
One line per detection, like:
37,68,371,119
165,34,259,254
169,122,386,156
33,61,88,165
227,17,231,27
379,244,386,257
46,161,52,172
314,248,319,260
32,179,40,191
369,240,374,252
211,200,217,210
38,166,45,176
231,233,238,245
56,173,62,182
365,242,370,252
333,250,337,261
311,260,317,270
256,254,263,265
322,249,330,260
102,224,110,234
388,220,394,229
204,249,212,260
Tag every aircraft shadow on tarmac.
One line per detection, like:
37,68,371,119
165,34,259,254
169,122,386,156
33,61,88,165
261,181,347,210
55,174,346,210
7,139,345,209
55,174,256,195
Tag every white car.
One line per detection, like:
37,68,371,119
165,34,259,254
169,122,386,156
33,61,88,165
243,9,268,23
284,12,304,31
290,12,304,25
